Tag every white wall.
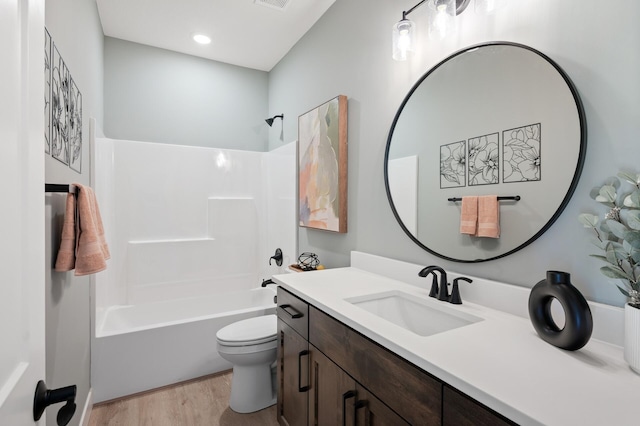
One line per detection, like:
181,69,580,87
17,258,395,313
104,37,270,151
264,142,299,274
44,0,104,424
267,0,640,307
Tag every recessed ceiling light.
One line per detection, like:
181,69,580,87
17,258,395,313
193,34,211,45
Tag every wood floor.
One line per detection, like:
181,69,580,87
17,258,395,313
88,371,278,426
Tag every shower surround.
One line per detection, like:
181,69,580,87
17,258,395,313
91,137,296,402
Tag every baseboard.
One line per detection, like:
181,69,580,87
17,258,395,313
79,388,93,426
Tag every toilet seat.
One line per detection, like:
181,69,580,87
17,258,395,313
216,314,277,347
217,338,277,356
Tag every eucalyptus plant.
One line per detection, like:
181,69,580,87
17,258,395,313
578,170,640,309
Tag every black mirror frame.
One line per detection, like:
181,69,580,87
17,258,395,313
384,41,587,263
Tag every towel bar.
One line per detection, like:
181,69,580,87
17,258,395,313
45,184,76,193
448,195,521,202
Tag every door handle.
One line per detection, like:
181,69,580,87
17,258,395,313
298,350,310,392
33,380,77,426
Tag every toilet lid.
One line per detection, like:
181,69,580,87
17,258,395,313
216,314,277,346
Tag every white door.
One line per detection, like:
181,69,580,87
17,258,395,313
0,0,46,424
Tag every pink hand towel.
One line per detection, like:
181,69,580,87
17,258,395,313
54,192,77,272
54,184,110,275
477,195,500,238
459,196,478,235
75,184,110,275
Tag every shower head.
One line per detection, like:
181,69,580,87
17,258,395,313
265,114,284,127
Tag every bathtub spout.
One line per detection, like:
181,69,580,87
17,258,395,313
261,278,276,287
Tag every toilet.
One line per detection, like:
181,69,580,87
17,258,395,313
216,314,278,413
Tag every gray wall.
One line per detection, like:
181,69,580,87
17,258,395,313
104,37,270,150
268,0,640,307
45,0,104,424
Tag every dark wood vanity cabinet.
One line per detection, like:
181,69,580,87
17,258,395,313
277,287,517,426
277,288,310,426
308,347,408,426
309,306,440,425
443,386,515,426
278,319,309,426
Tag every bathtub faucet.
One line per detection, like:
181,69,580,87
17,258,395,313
269,248,283,266
261,278,276,287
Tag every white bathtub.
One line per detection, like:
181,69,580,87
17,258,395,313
92,287,276,403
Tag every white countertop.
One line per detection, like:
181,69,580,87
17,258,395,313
273,266,640,426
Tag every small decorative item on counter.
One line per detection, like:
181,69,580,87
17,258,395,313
578,170,640,372
528,271,593,351
297,252,320,271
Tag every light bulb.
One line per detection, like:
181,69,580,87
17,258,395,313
398,29,411,51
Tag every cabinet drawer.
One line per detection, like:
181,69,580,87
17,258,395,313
277,287,309,340
309,307,442,425
443,385,516,426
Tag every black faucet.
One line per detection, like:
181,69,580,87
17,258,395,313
418,266,439,297
450,277,473,304
418,266,449,301
261,278,276,287
269,248,283,266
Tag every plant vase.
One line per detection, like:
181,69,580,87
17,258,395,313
624,303,640,374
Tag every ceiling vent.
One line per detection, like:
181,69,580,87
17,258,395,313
254,0,290,11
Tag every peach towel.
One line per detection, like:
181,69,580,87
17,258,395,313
54,184,110,275
459,196,478,235
476,195,500,238
54,193,77,272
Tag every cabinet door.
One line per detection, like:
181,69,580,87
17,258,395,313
443,385,516,426
355,385,409,426
309,346,356,426
278,319,310,426
310,307,442,425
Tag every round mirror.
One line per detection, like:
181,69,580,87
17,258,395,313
384,42,586,262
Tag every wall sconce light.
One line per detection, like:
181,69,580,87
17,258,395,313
265,114,284,127
392,10,417,61
428,0,458,41
393,0,503,61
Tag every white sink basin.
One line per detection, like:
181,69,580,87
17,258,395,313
346,290,483,337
